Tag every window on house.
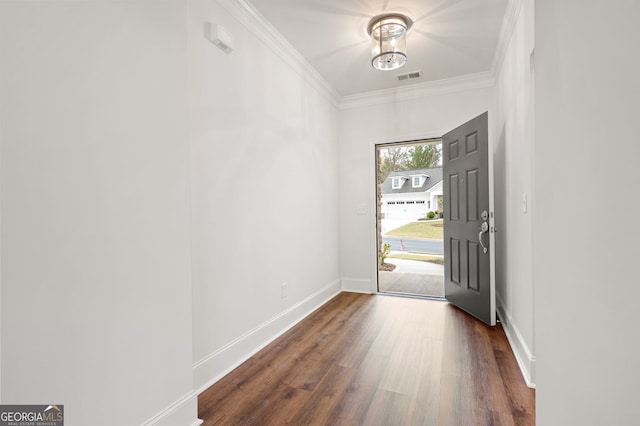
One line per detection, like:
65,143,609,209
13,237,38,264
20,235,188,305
392,178,402,189
427,200,431,209
412,176,422,187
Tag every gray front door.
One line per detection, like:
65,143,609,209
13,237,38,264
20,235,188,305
443,112,494,325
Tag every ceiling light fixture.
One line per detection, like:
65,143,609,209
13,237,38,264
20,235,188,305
367,13,413,71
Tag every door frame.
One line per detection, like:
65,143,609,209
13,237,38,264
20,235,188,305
368,125,496,315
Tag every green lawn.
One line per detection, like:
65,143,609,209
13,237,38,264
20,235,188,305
386,219,443,239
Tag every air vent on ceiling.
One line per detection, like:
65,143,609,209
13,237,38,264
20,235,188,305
395,70,422,81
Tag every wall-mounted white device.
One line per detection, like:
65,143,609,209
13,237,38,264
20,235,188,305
205,22,233,54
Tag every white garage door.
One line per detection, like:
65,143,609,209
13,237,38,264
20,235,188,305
385,200,428,219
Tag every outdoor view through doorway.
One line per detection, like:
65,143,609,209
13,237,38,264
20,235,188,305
376,139,445,298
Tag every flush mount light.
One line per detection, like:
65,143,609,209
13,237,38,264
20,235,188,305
367,13,413,71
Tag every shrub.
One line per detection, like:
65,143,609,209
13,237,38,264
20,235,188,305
381,243,391,264
427,211,436,219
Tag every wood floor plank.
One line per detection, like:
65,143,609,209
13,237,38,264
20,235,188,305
492,342,536,425
468,321,515,419
286,364,357,425
362,389,410,426
404,335,443,425
198,292,535,425
327,352,389,425
232,380,310,425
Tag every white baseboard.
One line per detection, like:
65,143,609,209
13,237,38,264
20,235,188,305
341,277,373,294
141,390,202,426
193,279,342,394
496,295,536,388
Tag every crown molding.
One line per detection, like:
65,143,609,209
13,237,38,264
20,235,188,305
338,71,495,110
338,0,523,110
490,0,525,77
217,0,340,108
219,0,523,111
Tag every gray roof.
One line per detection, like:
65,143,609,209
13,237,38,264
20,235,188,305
381,167,443,194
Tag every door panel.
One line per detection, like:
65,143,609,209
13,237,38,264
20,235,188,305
443,112,494,325
450,238,460,284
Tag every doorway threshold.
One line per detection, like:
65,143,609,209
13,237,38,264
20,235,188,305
377,291,446,302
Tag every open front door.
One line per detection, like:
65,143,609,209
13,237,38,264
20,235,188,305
443,112,495,325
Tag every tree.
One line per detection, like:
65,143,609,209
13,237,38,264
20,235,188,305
378,146,408,183
378,143,441,183
405,144,441,170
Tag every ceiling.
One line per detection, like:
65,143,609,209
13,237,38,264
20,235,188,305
247,0,508,97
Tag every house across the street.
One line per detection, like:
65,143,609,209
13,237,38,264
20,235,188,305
381,167,443,220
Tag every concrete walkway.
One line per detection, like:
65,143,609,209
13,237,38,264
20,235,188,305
378,272,444,297
379,258,445,297
385,257,443,274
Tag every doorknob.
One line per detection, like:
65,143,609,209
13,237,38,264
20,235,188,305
479,221,489,254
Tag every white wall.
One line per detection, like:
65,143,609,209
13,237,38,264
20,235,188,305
188,0,341,390
338,88,494,293
13,1,639,424
0,2,198,425
493,0,536,386
535,1,640,424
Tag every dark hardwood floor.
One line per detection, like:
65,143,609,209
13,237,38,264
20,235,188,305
199,292,535,425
